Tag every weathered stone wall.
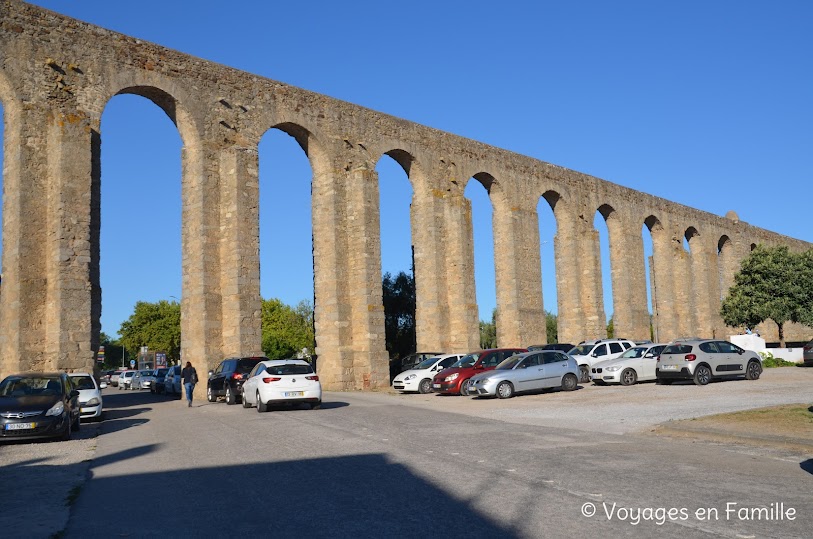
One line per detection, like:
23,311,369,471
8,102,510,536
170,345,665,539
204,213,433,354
0,0,810,389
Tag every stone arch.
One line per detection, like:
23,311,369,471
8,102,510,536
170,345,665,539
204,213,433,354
109,85,199,150
643,215,669,341
594,203,619,335
536,190,560,342
683,226,709,336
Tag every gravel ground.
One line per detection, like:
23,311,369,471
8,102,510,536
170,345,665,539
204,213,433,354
0,420,101,538
1,366,810,538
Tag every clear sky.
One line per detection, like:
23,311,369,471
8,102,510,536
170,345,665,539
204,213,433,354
3,0,812,338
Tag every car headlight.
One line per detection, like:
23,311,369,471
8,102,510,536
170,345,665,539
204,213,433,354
404,374,416,381
45,401,65,417
86,397,101,406
605,366,621,372
444,373,459,382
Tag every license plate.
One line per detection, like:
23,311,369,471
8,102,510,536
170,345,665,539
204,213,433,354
284,391,304,397
6,422,36,430
433,383,441,389
661,365,678,371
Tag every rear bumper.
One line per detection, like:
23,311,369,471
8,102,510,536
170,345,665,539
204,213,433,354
656,368,692,380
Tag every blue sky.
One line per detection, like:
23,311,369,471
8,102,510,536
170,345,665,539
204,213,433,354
3,1,812,337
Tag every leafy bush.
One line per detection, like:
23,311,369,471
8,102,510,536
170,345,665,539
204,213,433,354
758,351,797,368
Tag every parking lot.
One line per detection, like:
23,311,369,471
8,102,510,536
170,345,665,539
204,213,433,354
1,366,811,538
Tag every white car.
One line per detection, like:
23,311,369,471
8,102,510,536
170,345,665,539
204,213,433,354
119,370,136,389
568,339,636,383
590,343,667,385
392,354,462,394
241,359,322,412
69,373,103,421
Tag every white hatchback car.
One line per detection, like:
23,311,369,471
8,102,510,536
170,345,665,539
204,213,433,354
241,359,321,412
118,370,136,389
590,343,667,385
69,373,103,421
392,354,462,394
569,339,636,383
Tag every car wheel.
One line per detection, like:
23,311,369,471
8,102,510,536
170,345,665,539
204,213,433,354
746,360,762,380
242,392,251,408
207,386,216,403
310,401,321,410
693,365,711,386
620,368,637,386
459,379,472,396
579,365,590,384
561,373,578,391
256,392,268,413
496,381,514,399
418,378,432,394
225,385,236,405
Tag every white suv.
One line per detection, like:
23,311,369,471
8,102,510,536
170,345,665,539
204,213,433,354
569,339,636,382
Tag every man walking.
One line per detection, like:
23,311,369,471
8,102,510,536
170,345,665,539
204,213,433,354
181,361,198,407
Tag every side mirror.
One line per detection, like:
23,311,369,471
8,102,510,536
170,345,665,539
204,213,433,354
70,389,80,398
474,364,484,370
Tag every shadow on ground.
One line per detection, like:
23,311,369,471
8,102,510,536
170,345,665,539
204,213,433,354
67,450,517,538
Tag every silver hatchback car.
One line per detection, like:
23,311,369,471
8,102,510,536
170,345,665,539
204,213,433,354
656,339,762,386
469,350,579,398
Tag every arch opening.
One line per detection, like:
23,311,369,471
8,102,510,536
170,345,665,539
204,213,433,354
537,192,559,342
258,126,316,359
594,205,615,337
376,150,416,364
642,216,662,341
464,174,497,344
99,94,183,351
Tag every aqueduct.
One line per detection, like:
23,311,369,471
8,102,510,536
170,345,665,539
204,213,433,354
0,1,810,390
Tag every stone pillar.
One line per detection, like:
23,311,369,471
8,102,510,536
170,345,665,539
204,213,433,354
0,104,50,375
312,159,388,390
689,234,715,338
649,222,677,341
443,191,480,352
218,146,262,357
610,216,650,341
0,104,98,375
181,141,223,394
411,180,450,352
493,203,545,347
554,208,583,345
673,236,695,339
578,219,606,340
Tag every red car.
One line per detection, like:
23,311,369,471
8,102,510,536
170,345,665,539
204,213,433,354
432,348,527,395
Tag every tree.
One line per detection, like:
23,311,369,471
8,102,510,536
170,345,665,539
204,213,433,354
545,311,558,343
480,308,497,349
382,271,416,360
606,316,614,339
720,245,809,347
261,298,315,359
118,300,181,362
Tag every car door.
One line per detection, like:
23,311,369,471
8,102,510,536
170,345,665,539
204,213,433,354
513,354,544,392
641,346,665,380
591,344,608,365
243,363,265,404
715,341,746,374
210,360,227,394
542,351,568,387
607,342,625,360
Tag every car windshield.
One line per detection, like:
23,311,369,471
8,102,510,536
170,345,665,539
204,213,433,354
0,376,62,396
124,372,134,377
417,357,441,369
140,371,151,376
619,347,647,359
495,356,523,370
452,354,478,368
265,364,313,376
569,345,593,356
156,369,168,376
663,344,693,354
71,376,96,390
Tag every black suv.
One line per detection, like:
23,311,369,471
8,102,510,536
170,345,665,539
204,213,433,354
207,357,268,405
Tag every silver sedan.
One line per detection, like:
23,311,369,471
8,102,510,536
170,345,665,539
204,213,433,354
469,351,580,399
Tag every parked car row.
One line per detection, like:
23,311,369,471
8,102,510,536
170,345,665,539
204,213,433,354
391,337,766,399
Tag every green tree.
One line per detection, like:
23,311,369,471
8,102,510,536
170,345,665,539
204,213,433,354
118,300,181,361
262,298,315,359
480,308,497,349
382,271,416,360
606,315,614,338
720,245,809,347
545,311,558,343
